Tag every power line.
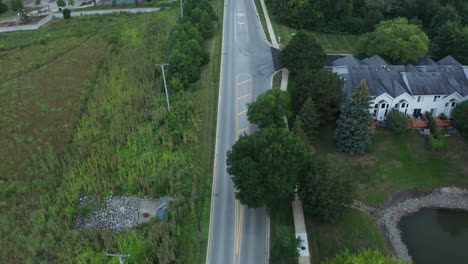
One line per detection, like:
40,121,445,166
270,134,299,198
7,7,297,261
156,63,171,113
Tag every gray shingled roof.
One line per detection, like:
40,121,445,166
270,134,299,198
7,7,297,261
362,55,389,65
414,56,437,66
333,55,363,66
334,55,468,97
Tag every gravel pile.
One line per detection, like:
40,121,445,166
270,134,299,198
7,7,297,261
376,187,468,262
73,195,140,232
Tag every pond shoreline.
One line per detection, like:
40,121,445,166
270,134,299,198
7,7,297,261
353,187,468,262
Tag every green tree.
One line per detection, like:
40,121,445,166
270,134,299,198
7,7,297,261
247,89,292,129
298,155,355,222
190,8,214,39
226,128,309,209
323,249,410,264
270,225,302,264
280,30,325,73
432,22,468,60
298,97,320,138
293,116,308,143
335,80,373,155
386,109,409,133
68,0,74,6
358,18,429,64
57,0,66,7
428,5,461,38
452,101,468,137
0,0,8,13
290,69,344,119
62,8,70,19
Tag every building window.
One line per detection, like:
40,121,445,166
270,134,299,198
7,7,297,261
433,96,441,102
395,104,399,108
373,110,377,117
430,108,437,116
374,104,378,108
417,96,423,102
381,104,385,108
402,103,406,108
451,101,457,107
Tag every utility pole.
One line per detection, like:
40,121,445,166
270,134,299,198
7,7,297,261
180,0,183,19
106,253,130,264
156,63,171,113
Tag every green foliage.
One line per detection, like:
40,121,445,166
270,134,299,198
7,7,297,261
270,225,301,264
299,97,320,138
386,109,409,133
432,21,468,61
57,0,66,7
429,5,461,38
425,112,437,134
280,31,325,73
452,101,468,137
68,0,74,6
190,8,214,39
358,18,429,64
335,80,373,155
226,128,309,209
0,0,8,13
298,155,355,223
290,69,343,119
428,132,445,151
63,8,71,19
322,249,409,264
10,0,22,11
34,0,40,4
247,89,292,128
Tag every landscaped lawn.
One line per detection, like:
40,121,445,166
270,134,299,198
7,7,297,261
305,123,468,262
307,208,388,263
313,124,468,206
273,23,361,54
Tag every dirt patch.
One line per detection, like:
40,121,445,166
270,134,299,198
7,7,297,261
338,153,378,167
0,15,48,27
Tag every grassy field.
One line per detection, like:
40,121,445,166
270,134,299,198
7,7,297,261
0,8,222,263
308,208,388,263
312,124,468,206
305,124,468,262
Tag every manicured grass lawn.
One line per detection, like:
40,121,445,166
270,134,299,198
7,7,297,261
307,208,388,263
253,0,271,43
313,124,468,206
273,23,361,54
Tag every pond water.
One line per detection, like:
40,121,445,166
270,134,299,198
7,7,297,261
399,208,468,264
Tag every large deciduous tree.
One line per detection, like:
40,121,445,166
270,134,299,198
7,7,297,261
428,5,461,38
280,31,325,73
226,128,309,209
298,155,354,223
452,101,468,137
247,89,292,129
358,18,429,64
290,69,344,119
432,22,468,61
335,80,373,154
323,249,410,264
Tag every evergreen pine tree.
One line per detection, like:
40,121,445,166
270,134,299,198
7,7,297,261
299,97,320,139
293,116,308,143
335,80,373,154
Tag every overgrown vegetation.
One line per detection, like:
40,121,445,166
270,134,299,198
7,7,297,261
0,2,220,262
322,249,409,264
386,109,409,133
452,101,468,137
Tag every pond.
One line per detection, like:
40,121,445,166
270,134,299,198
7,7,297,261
399,208,468,264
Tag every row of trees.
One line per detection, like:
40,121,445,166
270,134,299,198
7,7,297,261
267,0,467,34
358,17,467,64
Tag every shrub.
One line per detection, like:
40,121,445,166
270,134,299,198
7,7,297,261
425,112,437,134
386,109,409,133
270,225,301,264
452,101,468,137
0,1,8,13
57,0,66,7
63,8,71,19
428,133,445,151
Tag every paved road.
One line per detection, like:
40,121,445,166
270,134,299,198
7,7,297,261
206,0,275,263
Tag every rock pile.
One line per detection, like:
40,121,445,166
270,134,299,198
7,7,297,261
73,196,139,232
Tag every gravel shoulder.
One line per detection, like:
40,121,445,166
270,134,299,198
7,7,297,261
353,187,468,262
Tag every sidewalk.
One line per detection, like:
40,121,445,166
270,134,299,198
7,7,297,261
257,1,311,263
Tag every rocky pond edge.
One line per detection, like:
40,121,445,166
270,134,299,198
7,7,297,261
352,187,468,262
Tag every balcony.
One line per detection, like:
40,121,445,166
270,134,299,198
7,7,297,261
434,116,452,127
408,115,428,129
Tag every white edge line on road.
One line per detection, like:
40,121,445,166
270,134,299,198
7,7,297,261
205,0,228,262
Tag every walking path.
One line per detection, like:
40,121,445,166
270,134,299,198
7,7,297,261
257,1,310,263
0,8,160,32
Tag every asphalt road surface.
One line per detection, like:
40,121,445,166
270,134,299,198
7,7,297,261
206,0,276,263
